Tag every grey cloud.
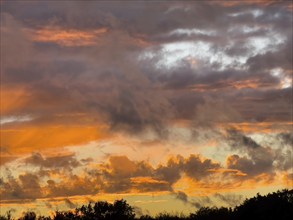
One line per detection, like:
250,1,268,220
226,128,261,149
183,155,220,179
247,37,292,72
174,191,188,203
214,193,243,207
100,156,170,193
0,1,292,205
24,153,80,169
64,198,76,209
0,173,42,201
225,128,278,176
155,156,183,185
230,88,292,122
277,132,293,147
226,150,274,177
99,154,222,193
1,13,34,71
1,0,291,134
3,60,86,84
45,175,101,198
225,129,292,176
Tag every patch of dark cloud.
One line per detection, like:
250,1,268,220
1,13,34,71
64,198,76,209
226,152,273,177
246,38,292,72
229,88,292,122
183,155,220,180
214,193,244,207
190,196,213,209
45,202,53,209
24,153,80,170
226,128,261,149
277,132,293,147
2,0,291,136
155,156,183,185
174,191,188,203
80,158,94,164
100,156,166,193
0,173,42,201
224,128,285,177
45,175,101,198
3,60,86,84
99,154,222,194
173,190,214,209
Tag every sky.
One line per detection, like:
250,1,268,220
0,0,292,217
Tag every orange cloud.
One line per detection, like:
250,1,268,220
29,27,108,46
0,86,31,115
221,122,293,133
1,124,107,155
0,155,18,165
189,79,277,92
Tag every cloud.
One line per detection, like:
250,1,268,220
1,0,291,145
0,173,42,201
277,132,293,147
0,13,34,71
174,191,188,203
214,193,243,207
24,153,80,170
0,0,292,215
64,198,76,209
226,128,261,149
183,155,221,179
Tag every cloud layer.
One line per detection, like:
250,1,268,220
0,0,292,217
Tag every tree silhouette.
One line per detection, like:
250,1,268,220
0,211,12,220
52,199,135,220
18,212,36,220
234,189,293,220
189,207,232,220
1,189,292,220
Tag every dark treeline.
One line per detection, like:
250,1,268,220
1,189,292,220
